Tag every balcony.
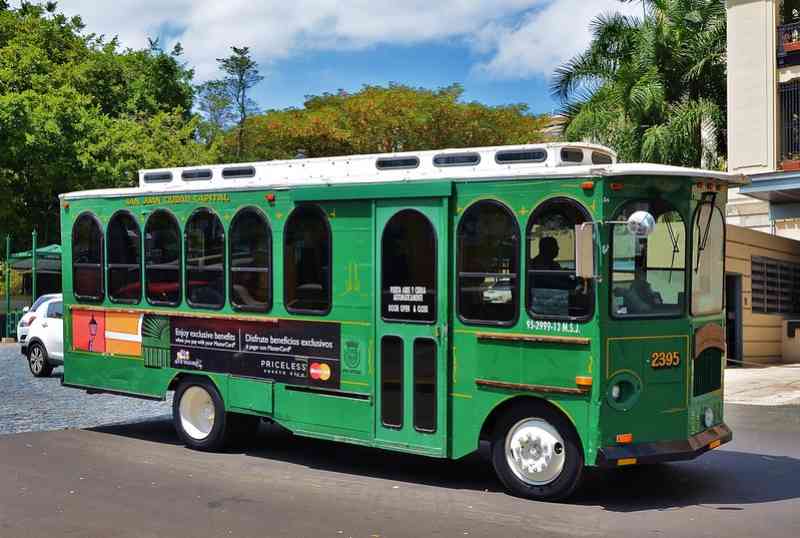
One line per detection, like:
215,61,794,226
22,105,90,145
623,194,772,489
778,21,800,67
781,79,800,170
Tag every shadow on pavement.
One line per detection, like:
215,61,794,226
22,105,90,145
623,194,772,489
89,418,800,508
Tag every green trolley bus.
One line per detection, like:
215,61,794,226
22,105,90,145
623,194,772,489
59,143,743,500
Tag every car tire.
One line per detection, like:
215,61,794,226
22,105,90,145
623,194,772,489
173,378,231,451
491,402,584,502
27,343,53,378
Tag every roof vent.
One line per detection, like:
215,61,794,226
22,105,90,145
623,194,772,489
592,151,613,165
433,152,481,167
495,149,547,164
222,166,256,179
561,148,584,163
143,171,173,183
181,168,213,181
376,156,420,170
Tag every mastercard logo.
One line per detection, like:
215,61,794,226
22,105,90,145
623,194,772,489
309,362,332,381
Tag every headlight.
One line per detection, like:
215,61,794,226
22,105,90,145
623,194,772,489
703,407,715,428
611,384,621,400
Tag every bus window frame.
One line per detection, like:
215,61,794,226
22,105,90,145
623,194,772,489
229,206,273,313
525,197,595,323
184,207,226,311
144,208,183,308
106,209,142,305
283,204,333,316
456,199,519,328
608,198,688,320
690,201,726,317
380,208,438,325
72,211,105,303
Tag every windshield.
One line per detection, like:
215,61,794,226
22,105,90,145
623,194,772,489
30,294,55,311
691,202,724,315
611,200,686,318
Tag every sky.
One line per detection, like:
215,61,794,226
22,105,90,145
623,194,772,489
52,0,642,115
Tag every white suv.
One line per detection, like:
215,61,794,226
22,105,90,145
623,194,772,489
17,293,60,352
24,295,64,377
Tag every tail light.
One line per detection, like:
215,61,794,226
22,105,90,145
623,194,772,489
22,315,36,327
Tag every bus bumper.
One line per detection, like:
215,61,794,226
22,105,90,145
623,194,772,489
595,423,732,467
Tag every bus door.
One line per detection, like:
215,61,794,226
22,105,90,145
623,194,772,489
374,199,449,456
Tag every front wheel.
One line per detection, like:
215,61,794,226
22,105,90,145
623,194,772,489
491,403,584,501
28,343,53,378
173,378,230,451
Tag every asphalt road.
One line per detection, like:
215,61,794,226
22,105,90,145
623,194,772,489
0,346,798,537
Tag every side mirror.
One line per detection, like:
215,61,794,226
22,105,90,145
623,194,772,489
627,211,656,237
575,224,595,279
22,306,30,313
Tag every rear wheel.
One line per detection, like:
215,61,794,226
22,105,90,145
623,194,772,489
28,343,53,378
173,378,230,451
491,403,584,501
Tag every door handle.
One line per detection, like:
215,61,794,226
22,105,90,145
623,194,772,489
41,322,48,328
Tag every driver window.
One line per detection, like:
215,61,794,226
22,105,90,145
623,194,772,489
526,198,593,320
611,201,686,317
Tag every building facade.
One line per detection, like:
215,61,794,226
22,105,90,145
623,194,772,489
726,0,800,363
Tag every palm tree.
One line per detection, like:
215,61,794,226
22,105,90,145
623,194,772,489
552,0,726,169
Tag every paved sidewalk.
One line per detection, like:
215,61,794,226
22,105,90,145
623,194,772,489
725,364,800,406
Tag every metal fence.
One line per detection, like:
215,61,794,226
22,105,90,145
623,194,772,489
780,79,800,162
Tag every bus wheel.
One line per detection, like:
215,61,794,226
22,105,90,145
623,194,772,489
173,378,229,451
491,404,583,501
28,343,53,378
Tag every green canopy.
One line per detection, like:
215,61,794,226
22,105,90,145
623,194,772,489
8,244,62,273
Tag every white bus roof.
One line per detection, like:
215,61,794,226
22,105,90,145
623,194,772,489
61,143,747,200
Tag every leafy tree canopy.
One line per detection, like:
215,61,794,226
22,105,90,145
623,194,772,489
224,83,549,162
0,1,215,248
552,0,726,168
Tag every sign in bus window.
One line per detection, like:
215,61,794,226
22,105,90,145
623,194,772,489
381,210,436,323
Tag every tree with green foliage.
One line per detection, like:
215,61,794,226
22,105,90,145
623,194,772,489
552,0,726,168
230,84,549,161
196,79,234,145
0,1,217,248
216,46,263,159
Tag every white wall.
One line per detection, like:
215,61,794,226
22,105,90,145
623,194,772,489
727,0,778,174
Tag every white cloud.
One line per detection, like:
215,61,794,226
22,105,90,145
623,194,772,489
472,0,642,80
51,0,638,81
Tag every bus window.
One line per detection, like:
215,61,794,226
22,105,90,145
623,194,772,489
413,338,437,432
284,205,331,314
185,208,225,309
381,209,437,323
381,335,403,428
611,200,686,318
527,198,593,320
145,210,181,306
107,211,141,303
691,203,724,316
72,213,104,302
230,207,271,312
457,200,518,325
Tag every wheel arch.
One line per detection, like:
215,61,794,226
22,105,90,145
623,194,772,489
168,372,225,399
479,395,581,448
26,337,45,357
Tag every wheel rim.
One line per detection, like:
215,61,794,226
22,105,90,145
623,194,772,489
505,418,566,486
179,386,216,440
30,347,44,374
